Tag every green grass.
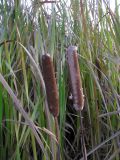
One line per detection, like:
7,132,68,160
0,0,120,159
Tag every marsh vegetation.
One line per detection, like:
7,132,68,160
0,0,120,159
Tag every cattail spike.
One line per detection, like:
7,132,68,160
66,46,84,111
42,54,59,117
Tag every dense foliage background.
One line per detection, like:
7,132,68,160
0,0,120,159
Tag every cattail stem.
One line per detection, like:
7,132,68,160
54,117,59,142
54,117,60,160
79,111,87,160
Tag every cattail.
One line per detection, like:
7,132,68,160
42,54,59,117
66,46,84,111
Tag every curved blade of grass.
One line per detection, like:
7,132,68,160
0,73,48,159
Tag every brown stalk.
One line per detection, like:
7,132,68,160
66,46,84,111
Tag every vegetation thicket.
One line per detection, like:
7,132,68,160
0,0,120,159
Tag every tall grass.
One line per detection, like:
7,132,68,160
0,0,120,159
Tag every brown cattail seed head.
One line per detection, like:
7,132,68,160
66,46,84,111
42,54,59,117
